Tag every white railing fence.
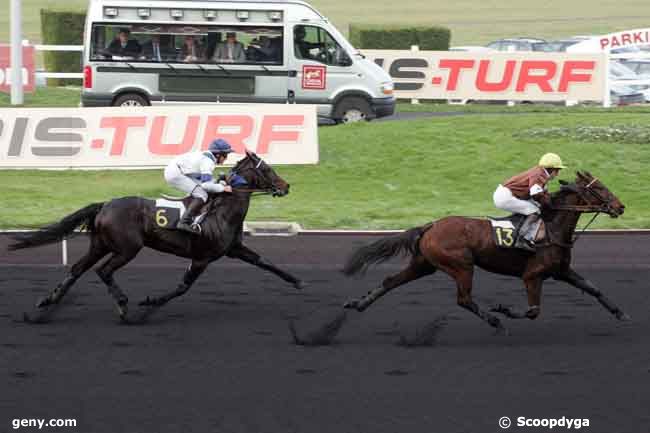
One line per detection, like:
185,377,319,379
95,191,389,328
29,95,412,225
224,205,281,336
24,40,83,80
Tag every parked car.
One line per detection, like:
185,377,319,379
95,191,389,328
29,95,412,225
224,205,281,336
449,46,496,52
620,59,650,75
610,84,645,105
533,39,583,52
609,61,650,102
485,37,546,52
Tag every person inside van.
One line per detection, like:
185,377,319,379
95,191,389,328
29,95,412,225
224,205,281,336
179,35,203,63
107,28,142,58
141,34,172,62
294,26,322,60
247,35,281,63
214,32,246,63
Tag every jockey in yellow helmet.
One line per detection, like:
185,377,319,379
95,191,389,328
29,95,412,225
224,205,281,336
493,153,566,251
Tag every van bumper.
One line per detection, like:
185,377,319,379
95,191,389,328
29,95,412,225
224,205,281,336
81,93,113,107
371,96,396,119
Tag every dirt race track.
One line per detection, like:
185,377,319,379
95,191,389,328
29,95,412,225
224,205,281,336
1,233,649,433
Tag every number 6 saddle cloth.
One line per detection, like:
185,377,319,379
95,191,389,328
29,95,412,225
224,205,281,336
489,214,545,250
154,198,207,231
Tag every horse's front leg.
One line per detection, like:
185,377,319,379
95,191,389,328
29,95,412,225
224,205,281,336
227,243,304,289
555,267,630,321
139,260,209,307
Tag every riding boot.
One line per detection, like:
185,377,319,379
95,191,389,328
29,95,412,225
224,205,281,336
516,214,539,252
177,197,204,234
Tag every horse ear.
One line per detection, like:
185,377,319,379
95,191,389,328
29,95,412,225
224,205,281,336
245,149,253,157
585,171,593,179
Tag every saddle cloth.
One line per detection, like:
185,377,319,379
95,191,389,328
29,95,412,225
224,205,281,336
488,214,544,249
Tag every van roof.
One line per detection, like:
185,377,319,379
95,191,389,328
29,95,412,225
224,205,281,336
93,0,323,17
94,0,312,4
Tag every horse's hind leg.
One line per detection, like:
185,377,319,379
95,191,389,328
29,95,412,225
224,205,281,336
490,276,544,320
96,248,141,319
37,237,109,308
452,267,507,334
344,255,436,311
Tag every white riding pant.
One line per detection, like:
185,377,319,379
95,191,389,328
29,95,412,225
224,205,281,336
164,164,208,202
493,184,540,215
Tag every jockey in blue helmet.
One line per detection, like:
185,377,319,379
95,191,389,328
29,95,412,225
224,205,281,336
163,138,234,234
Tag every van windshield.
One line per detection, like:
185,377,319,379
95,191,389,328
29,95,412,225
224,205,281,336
90,23,284,65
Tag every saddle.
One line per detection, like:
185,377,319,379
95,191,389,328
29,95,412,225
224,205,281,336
154,198,209,231
489,214,546,251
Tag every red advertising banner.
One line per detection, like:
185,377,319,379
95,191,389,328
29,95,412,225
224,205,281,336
0,104,319,168
0,44,36,93
364,50,606,102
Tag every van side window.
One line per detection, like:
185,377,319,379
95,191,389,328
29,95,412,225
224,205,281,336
89,24,283,65
294,25,351,67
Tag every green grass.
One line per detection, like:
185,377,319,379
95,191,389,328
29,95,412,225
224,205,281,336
1,112,648,229
397,102,650,114
2,0,650,46
0,86,81,107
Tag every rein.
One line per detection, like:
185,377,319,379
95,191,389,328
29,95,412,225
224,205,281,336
572,212,600,244
548,179,609,247
231,188,274,196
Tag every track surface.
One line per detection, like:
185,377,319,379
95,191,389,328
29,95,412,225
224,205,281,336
1,233,649,433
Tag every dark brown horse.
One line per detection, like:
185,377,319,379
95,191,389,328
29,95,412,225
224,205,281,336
343,171,628,333
10,152,303,323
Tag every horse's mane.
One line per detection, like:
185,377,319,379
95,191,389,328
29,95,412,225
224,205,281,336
549,171,595,213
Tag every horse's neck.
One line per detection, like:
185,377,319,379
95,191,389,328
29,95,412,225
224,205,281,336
214,193,251,224
200,193,251,245
548,193,582,243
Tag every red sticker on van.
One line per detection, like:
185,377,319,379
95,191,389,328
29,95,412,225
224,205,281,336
302,65,326,90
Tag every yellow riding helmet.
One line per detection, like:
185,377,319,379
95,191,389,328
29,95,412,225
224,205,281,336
538,153,567,169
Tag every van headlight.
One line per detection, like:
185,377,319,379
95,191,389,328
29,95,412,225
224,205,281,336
380,82,394,95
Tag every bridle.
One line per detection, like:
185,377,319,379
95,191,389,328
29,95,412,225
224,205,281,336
229,155,283,196
552,178,615,214
551,177,617,245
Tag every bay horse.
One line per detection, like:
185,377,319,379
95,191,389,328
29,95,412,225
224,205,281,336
343,171,629,333
9,151,303,323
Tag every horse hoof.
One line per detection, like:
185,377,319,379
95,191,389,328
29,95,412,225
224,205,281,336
293,281,306,290
35,297,52,308
116,303,128,319
616,312,632,322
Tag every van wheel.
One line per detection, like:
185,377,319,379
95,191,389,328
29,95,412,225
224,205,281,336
335,97,371,124
113,93,150,107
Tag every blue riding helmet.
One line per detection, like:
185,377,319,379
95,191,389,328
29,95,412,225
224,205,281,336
208,138,233,155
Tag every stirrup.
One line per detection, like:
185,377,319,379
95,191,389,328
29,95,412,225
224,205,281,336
177,221,201,234
517,238,536,252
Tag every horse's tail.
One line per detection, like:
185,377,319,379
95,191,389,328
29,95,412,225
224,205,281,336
342,224,431,276
8,202,104,251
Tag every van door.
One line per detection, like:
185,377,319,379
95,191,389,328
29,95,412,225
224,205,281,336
289,24,356,115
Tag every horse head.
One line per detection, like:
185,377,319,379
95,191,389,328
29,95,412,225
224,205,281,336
229,150,290,197
557,171,625,218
